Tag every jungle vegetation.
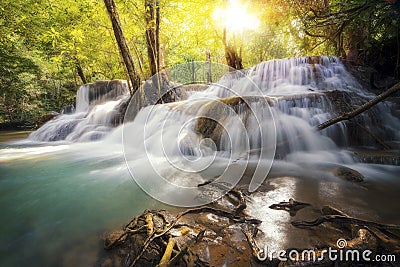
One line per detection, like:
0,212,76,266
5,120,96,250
0,0,399,127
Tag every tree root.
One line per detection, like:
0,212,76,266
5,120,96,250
128,206,261,266
241,226,261,258
291,215,400,231
167,229,205,266
157,237,175,267
269,198,310,216
103,188,263,266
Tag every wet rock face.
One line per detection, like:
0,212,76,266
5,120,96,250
76,79,129,113
343,61,400,96
29,80,131,142
352,150,400,166
194,98,244,148
160,84,210,103
87,80,129,105
61,105,75,114
324,90,399,148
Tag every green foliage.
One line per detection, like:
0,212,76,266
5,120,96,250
1,0,399,127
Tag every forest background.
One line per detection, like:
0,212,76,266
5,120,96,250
0,0,399,128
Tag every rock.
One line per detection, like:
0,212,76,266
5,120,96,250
332,166,364,182
104,230,125,249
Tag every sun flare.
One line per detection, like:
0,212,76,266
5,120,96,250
213,0,260,33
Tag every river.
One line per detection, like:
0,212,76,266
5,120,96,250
0,132,163,266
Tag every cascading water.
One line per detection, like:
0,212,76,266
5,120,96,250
28,56,399,155
28,80,130,142
121,57,399,168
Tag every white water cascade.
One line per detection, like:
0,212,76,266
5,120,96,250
120,57,399,167
29,56,400,164
29,80,130,142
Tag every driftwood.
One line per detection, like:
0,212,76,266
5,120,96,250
317,82,400,130
176,206,261,225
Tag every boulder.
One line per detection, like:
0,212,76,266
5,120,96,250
332,166,364,182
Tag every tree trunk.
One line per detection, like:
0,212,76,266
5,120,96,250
74,58,87,84
223,28,243,70
317,82,400,130
396,25,399,79
104,0,141,96
206,51,212,83
145,0,160,76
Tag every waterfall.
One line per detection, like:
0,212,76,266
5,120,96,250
29,80,130,142
29,56,400,162
121,57,399,162
110,56,400,205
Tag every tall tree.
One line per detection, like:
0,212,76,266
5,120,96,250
104,0,141,95
145,0,161,76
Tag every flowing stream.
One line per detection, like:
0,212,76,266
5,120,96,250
1,56,400,266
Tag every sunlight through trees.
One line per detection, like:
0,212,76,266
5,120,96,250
1,0,399,126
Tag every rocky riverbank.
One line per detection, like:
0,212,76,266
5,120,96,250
100,169,400,267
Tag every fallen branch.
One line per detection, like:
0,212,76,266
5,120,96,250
317,82,400,130
292,215,400,230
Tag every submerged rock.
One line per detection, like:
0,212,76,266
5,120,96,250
332,166,364,182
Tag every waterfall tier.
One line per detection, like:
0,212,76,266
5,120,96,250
29,80,130,142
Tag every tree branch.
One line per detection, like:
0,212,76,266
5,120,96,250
317,82,400,130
